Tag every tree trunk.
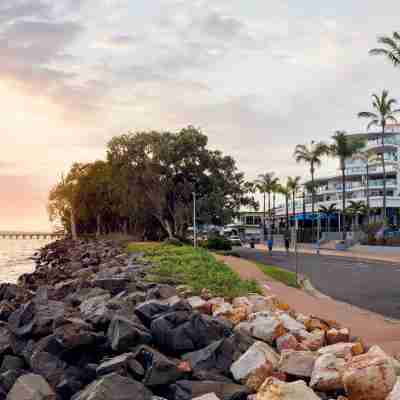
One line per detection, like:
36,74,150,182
311,166,315,243
268,192,271,238
341,163,346,241
292,191,296,228
70,207,77,240
263,192,266,240
381,125,387,224
96,214,101,237
164,220,174,239
285,195,289,230
366,163,370,225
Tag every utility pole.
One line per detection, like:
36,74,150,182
193,192,197,248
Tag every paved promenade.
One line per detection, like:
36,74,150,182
217,254,400,357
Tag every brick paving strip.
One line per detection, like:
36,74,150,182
216,254,400,357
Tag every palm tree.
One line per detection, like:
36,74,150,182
358,90,400,222
294,141,330,242
370,32,400,67
319,203,338,233
278,183,290,230
345,201,368,231
353,150,379,225
255,173,279,238
287,176,301,228
271,178,281,232
329,131,365,240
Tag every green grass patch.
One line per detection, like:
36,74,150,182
255,262,300,288
127,242,261,299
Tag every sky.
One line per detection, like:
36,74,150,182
1,0,399,230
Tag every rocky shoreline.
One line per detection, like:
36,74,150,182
0,239,397,399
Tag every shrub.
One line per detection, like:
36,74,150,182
163,237,183,246
205,236,232,251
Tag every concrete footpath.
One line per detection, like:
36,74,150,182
255,243,400,264
217,254,400,357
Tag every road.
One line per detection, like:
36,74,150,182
237,247,400,319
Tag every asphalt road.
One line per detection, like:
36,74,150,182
237,247,400,319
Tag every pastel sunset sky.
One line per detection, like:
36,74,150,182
1,0,399,230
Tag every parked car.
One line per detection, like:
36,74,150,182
228,235,242,246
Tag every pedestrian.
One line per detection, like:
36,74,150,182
284,231,290,254
267,237,273,255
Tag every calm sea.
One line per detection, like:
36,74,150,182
0,239,51,283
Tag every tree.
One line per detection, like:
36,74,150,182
278,183,290,230
255,173,279,238
358,90,400,222
345,201,368,231
294,141,330,242
370,32,400,67
329,131,365,240
287,176,301,228
48,163,89,239
271,178,281,232
319,203,338,233
353,150,379,225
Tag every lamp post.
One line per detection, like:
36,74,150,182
193,192,197,248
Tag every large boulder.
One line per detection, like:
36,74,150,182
151,313,230,355
388,378,400,400
317,342,363,359
230,341,279,390
168,380,249,400
235,315,284,344
256,377,320,400
278,350,317,378
107,316,152,352
9,300,66,337
343,346,396,400
131,345,186,386
79,294,111,327
71,373,152,400
310,353,346,392
53,318,98,349
7,373,56,400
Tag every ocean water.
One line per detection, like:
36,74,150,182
0,239,50,283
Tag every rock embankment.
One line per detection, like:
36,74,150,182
0,239,397,400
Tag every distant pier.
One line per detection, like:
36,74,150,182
0,231,65,240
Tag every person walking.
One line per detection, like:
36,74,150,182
284,230,290,254
267,237,273,255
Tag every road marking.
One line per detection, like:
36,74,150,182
264,283,271,290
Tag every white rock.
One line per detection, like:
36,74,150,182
279,350,317,378
343,346,396,400
317,342,363,358
278,313,305,334
256,377,320,400
7,373,56,400
247,294,276,313
236,315,285,344
231,342,279,390
192,394,220,400
187,296,207,310
387,378,400,400
310,353,346,391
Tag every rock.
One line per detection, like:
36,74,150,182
146,284,177,300
326,328,350,345
278,313,305,334
151,312,230,355
343,346,396,400
387,378,400,400
278,350,317,378
0,355,24,371
310,353,346,392
7,373,56,400
169,380,249,400
213,303,248,325
235,315,285,344
232,297,253,313
107,316,152,352
0,324,12,355
71,373,152,400
192,394,220,400
54,318,98,349
200,288,212,300
256,377,320,400
318,342,363,359
92,274,130,295
247,294,276,313
132,345,186,386
8,300,66,337
304,317,333,332
230,341,279,390
302,329,325,351
276,334,300,352
135,300,179,327
96,353,135,376
79,294,111,326
187,297,207,311
0,369,25,393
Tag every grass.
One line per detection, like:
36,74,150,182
127,242,261,299
254,261,300,288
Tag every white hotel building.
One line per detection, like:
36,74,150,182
238,128,400,232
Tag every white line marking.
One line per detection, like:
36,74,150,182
264,283,271,290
